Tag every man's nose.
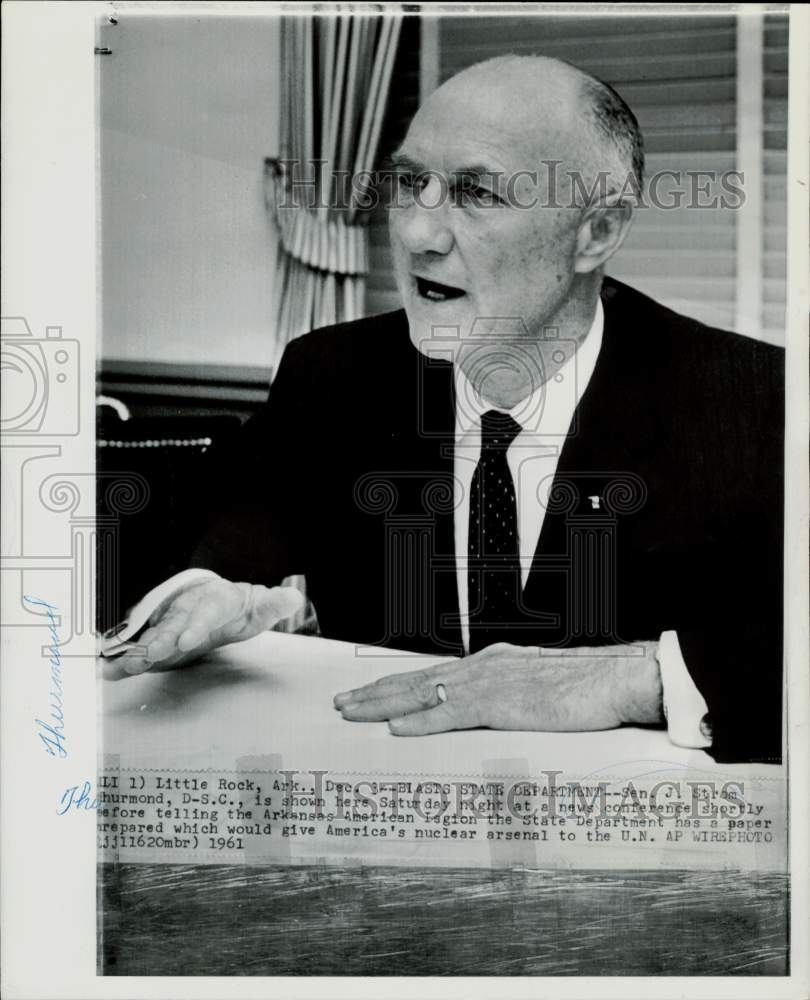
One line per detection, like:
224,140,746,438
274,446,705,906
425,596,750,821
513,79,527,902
394,176,454,256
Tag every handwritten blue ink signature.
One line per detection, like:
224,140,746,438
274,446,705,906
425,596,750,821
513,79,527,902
57,780,98,815
24,596,68,759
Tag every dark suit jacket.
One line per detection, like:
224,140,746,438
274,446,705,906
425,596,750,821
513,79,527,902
194,278,785,765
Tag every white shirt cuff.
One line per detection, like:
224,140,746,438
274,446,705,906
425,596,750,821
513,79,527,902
657,630,712,749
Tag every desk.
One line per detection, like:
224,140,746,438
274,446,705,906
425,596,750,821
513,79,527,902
99,632,788,976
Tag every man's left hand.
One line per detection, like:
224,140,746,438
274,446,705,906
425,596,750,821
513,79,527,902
333,642,664,736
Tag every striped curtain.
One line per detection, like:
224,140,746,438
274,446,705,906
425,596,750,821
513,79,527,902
266,7,403,357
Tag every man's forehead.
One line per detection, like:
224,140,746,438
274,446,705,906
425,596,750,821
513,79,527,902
394,129,517,177
398,115,574,179
400,68,583,174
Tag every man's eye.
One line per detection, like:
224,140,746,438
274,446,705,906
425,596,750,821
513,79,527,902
397,172,422,193
455,184,501,207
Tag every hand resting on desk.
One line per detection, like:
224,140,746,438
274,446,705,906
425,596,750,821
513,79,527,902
334,642,665,736
101,578,304,681
101,579,665,742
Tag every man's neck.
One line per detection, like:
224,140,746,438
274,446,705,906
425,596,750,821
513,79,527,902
464,284,602,411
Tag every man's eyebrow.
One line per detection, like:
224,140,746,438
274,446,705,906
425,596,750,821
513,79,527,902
384,152,502,183
449,165,503,185
384,152,430,176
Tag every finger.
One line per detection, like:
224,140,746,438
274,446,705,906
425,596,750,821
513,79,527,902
111,635,196,675
176,589,245,651
334,673,426,709
388,703,462,736
334,664,450,708
143,605,197,659
116,612,189,675
146,582,207,628
99,655,137,682
338,681,444,721
123,585,222,670
333,676,404,709
350,646,520,701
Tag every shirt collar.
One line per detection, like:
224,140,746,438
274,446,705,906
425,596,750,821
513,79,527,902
454,297,604,441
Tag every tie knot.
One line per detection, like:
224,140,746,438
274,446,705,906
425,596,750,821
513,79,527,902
480,409,522,451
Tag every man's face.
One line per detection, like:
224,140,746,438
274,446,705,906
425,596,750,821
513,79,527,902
388,69,584,389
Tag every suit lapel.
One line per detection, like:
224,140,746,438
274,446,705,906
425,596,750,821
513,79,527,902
415,349,464,654
522,282,660,644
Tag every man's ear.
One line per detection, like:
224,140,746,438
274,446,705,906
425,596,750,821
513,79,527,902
573,202,634,274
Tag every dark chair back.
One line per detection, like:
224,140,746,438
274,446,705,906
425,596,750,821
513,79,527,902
96,412,242,632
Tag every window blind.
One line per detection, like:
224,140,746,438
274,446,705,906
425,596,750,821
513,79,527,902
365,17,420,317
763,12,788,345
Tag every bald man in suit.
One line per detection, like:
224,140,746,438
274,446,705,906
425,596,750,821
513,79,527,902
106,56,784,766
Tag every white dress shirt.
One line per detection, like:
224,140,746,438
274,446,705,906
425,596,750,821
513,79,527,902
452,300,711,749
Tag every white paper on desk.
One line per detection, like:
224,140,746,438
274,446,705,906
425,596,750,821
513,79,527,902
99,631,787,872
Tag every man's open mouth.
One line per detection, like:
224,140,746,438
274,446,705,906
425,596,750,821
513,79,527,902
414,276,466,302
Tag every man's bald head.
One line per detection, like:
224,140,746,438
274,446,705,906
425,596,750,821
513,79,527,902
420,54,644,194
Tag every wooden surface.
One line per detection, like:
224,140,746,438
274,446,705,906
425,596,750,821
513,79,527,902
99,863,788,976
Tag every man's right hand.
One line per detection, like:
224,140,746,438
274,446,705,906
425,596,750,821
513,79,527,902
101,578,304,681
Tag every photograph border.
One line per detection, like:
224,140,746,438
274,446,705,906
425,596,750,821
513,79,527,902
1,2,808,997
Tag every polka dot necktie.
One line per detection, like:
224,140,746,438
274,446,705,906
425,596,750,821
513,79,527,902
467,409,523,654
